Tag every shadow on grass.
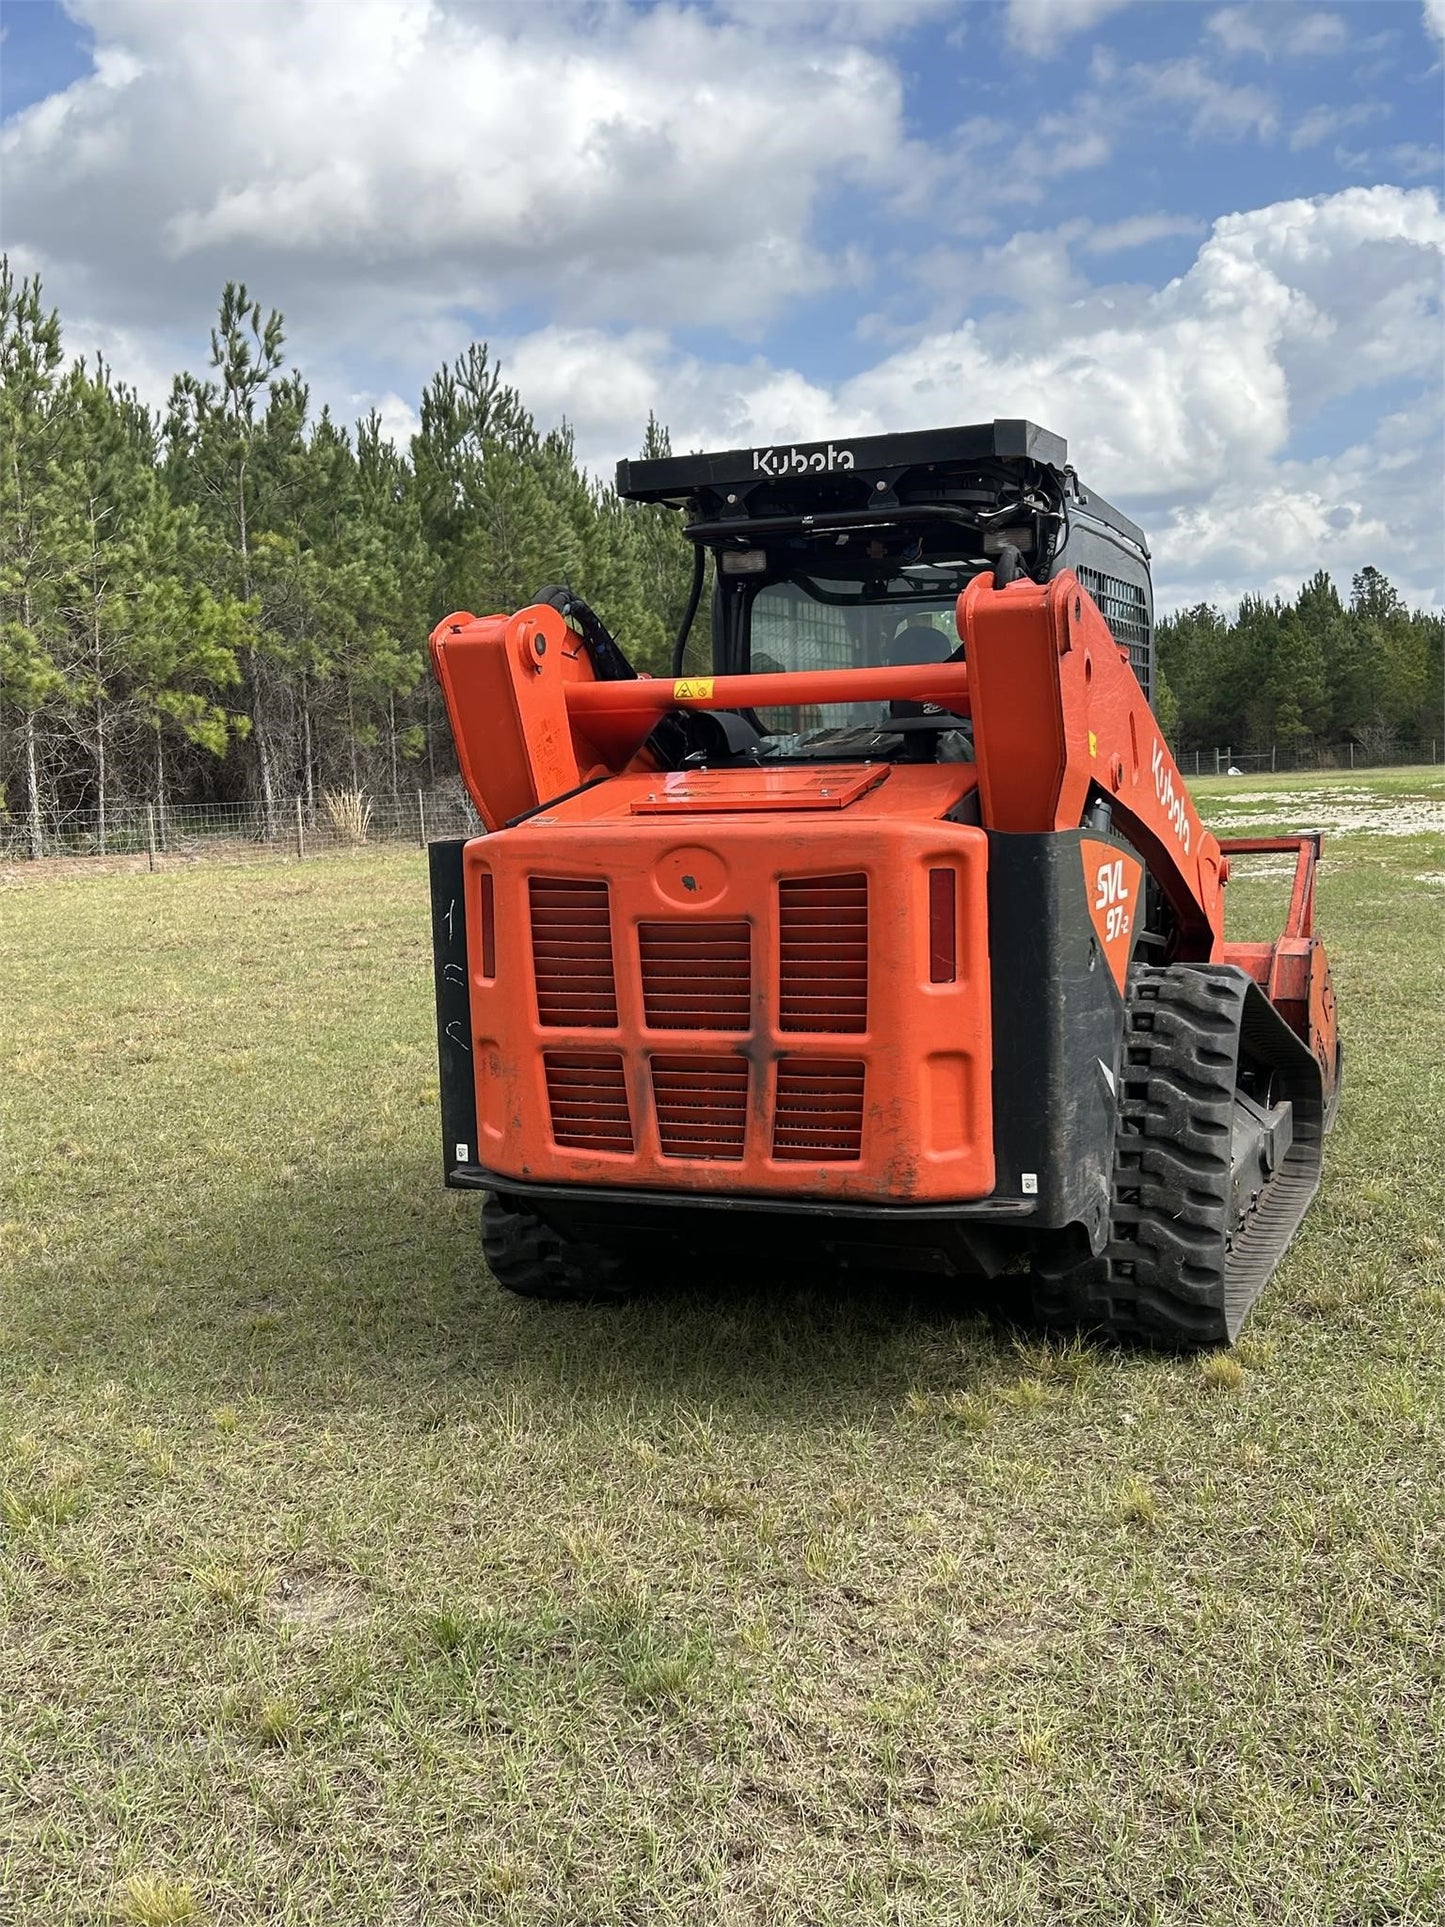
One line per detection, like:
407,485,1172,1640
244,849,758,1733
14,1147,1048,1422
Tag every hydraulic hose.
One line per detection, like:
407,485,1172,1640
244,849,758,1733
992,543,1025,588
670,541,707,677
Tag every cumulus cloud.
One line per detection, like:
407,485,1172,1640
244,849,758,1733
1424,0,1445,44
513,186,1443,609
3,5,1438,615
1149,398,1444,609
2,0,903,345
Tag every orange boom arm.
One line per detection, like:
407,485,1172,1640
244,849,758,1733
958,571,1225,958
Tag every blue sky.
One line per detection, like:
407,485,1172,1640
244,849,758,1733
2,0,1442,609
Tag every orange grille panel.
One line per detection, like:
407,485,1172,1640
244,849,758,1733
543,1051,634,1152
651,1055,748,1160
639,920,751,1030
463,770,995,1204
530,877,617,1027
773,1058,865,1161
779,874,868,1032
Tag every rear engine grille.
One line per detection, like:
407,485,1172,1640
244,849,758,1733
651,1055,748,1160
530,877,617,1027
639,920,751,1030
778,874,868,1032
772,1058,865,1162
543,1052,634,1152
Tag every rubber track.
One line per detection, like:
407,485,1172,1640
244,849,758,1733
1035,963,1325,1349
481,1192,631,1303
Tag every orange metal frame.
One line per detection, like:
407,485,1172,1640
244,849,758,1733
430,567,1339,1197
461,764,995,1202
1216,832,1339,1081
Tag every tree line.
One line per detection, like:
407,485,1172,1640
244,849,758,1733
1157,571,1442,760
4,259,1440,845
1,266,696,844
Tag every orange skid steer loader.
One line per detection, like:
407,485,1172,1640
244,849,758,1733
426,421,1340,1346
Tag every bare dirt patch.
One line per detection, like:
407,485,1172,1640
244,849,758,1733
1207,787,1444,837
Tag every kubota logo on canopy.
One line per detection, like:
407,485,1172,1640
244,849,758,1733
753,443,856,477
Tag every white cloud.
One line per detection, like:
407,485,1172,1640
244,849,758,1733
1208,8,1348,59
2,0,904,344
3,6,1438,617
1289,101,1388,151
1149,399,1444,610
1004,0,1134,53
717,0,954,37
1084,213,1205,253
353,390,422,448
528,186,1443,609
1390,142,1444,178
1424,0,1445,45
1136,58,1277,141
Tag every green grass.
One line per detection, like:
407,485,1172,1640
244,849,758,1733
2,772,1443,1925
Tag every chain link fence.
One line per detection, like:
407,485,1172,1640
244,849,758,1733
0,789,484,869
1177,741,1441,778
6,741,1441,872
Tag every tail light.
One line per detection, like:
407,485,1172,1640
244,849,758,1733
479,872,496,978
928,868,956,982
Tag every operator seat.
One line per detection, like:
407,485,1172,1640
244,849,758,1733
880,622,972,762
883,623,952,665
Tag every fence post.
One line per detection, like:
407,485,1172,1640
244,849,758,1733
294,794,305,860
146,803,158,874
1214,746,1220,775
1271,744,1276,773
417,789,427,849
1348,741,1354,771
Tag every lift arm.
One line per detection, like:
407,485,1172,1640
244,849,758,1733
430,603,971,831
957,571,1226,958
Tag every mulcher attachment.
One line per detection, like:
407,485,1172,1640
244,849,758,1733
1036,964,1326,1348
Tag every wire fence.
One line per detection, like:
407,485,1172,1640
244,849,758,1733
0,789,484,869
5,741,1440,871
1177,741,1441,778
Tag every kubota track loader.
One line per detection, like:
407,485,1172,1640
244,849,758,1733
427,421,1340,1346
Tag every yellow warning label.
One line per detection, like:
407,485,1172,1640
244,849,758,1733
673,677,715,701
1088,730,1098,758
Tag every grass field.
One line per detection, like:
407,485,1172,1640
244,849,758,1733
3,769,1442,1926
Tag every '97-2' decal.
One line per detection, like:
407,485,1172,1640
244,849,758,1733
1079,838,1144,993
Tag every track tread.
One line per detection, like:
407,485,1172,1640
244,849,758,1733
1034,962,1325,1349
481,1193,631,1303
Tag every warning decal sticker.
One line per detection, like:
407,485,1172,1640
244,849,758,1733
672,678,715,701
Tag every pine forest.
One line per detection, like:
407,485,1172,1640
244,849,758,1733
2,262,1441,849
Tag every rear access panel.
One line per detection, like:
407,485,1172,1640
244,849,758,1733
460,767,994,1204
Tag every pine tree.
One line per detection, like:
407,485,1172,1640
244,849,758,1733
165,284,287,832
624,413,711,673
0,261,80,851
